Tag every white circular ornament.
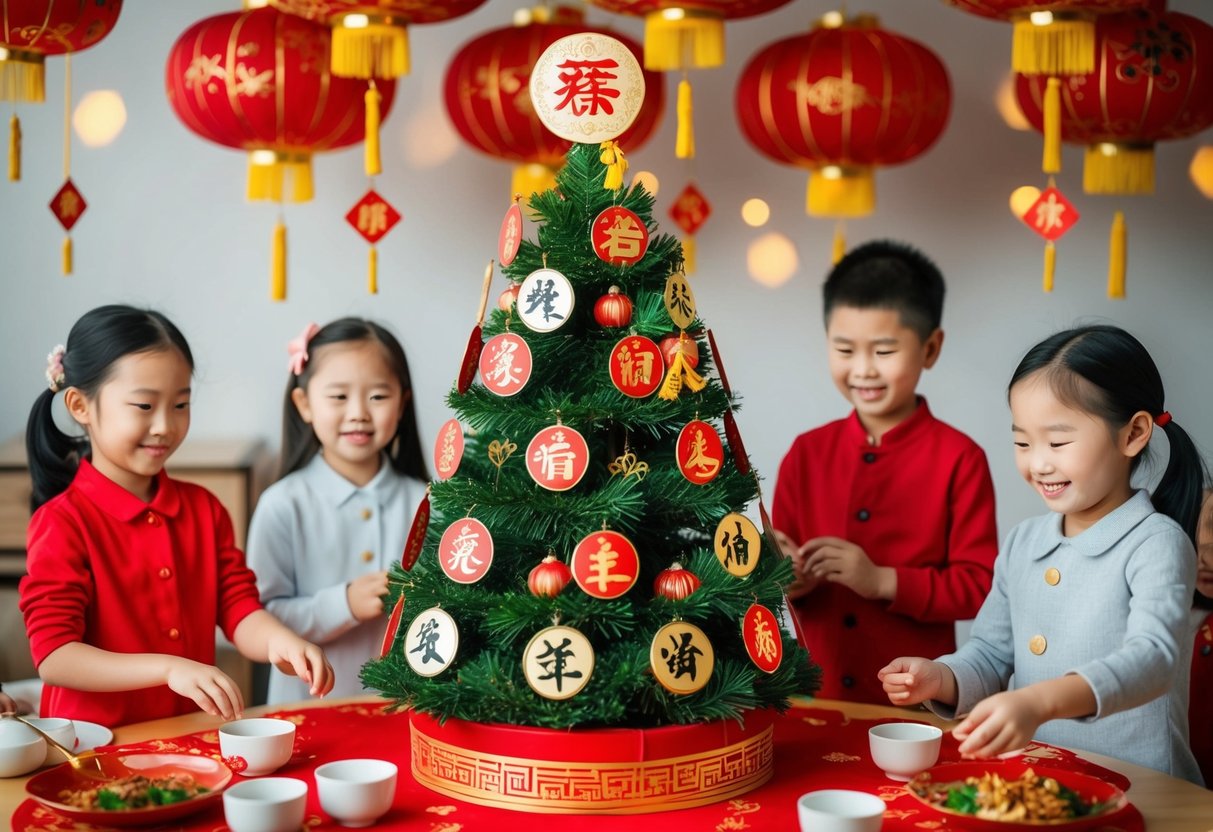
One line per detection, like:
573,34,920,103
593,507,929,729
528,33,646,144
403,607,459,677
517,268,575,333
522,624,595,700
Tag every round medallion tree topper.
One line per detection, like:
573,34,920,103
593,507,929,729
529,33,646,143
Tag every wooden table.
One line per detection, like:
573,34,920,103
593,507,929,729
4,697,1211,829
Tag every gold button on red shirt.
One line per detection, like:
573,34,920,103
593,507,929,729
158,567,172,579
146,512,159,526
167,628,180,640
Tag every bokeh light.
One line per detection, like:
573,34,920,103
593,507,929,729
72,90,127,147
996,74,1031,132
747,232,798,288
741,198,770,227
631,170,659,197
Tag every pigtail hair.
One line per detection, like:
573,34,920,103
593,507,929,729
25,388,86,511
1151,419,1207,545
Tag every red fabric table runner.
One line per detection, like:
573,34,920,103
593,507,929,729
11,702,1143,831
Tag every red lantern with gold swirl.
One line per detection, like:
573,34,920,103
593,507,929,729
444,6,664,199
736,14,950,254
270,0,486,79
1,0,123,102
942,1,1149,75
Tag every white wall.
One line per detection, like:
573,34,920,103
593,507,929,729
2,0,1211,544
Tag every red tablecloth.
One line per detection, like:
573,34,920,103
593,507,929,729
12,702,1143,831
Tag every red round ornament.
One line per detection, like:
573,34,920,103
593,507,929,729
479,333,532,397
592,207,649,266
571,530,640,600
742,603,783,674
499,202,524,266
653,563,701,600
438,517,494,584
677,420,724,485
498,283,521,312
594,286,634,328
660,334,700,369
608,336,663,399
526,425,590,491
528,556,574,598
432,418,465,481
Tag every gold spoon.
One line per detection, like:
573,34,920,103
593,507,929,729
1,712,103,773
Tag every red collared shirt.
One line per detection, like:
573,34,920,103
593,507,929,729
20,459,262,726
772,400,998,703
1192,610,1213,786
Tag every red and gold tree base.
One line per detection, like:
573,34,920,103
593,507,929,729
409,709,776,814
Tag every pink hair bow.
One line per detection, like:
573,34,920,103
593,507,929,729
287,323,320,376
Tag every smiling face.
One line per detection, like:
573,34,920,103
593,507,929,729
290,339,406,487
1009,372,1150,537
825,305,942,441
65,348,193,501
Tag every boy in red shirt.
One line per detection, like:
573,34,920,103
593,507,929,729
772,240,998,704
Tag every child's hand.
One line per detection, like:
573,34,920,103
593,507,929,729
802,536,895,601
772,530,818,600
0,690,20,714
878,657,951,706
265,631,335,698
953,690,1044,759
347,571,390,622
164,658,245,720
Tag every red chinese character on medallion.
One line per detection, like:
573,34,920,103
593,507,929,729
526,424,589,491
345,189,401,244
592,206,649,265
433,418,465,481
571,529,639,600
49,179,87,231
438,517,494,584
676,419,723,485
499,200,524,266
380,595,406,658
529,34,645,144
608,336,663,398
742,603,783,674
1023,186,1079,241
669,183,710,236
479,333,533,397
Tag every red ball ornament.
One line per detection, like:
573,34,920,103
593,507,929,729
528,555,573,598
653,563,701,600
498,283,521,312
593,286,634,328
660,335,699,369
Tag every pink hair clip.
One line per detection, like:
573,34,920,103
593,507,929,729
45,344,66,392
287,323,320,376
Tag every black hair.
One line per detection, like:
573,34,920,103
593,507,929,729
1009,325,1207,545
279,317,428,482
26,305,194,511
822,240,945,341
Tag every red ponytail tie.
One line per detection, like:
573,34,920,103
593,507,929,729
1154,411,1172,427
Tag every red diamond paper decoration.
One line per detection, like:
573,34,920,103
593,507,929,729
49,179,87,231
345,189,401,245
1023,186,1079,242
669,183,711,236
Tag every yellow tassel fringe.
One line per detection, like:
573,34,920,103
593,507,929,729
271,221,287,301
62,237,72,276
599,141,628,191
0,54,46,103
1012,18,1096,76
1084,144,1154,195
1043,240,1056,293
658,348,707,401
364,83,381,177
832,223,847,264
332,22,409,79
247,154,314,203
9,114,20,181
681,236,696,275
1107,211,1126,299
808,167,875,218
368,246,379,295
643,9,724,71
1043,77,1061,175
675,78,695,160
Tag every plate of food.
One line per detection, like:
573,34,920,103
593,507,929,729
906,761,1129,830
25,752,232,826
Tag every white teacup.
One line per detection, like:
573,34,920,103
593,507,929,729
797,789,886,832
314,759,397,827
868,722,943,781
26,718,77,766
219,718,296,777
223,776,307,832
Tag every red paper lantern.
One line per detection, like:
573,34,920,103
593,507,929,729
528,555,573,598
942,1,1149,75
270,0,487,79
593,286,634,328
653,563,701,600
736,15,950,226
1,0,123,103
444,5,664,199
660,334,699,369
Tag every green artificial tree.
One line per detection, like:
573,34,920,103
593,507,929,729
363,141,818,729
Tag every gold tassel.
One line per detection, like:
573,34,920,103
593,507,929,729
675,77,695,160
8,114,19,181
0,52,46,102
364,82,381,177
1084,144,1154,195
807,167,875,217
368,246,379,295
1043,240,1056,293
271,221,287,301
643,8,724,70
599,141,627,191
681,236,696,275
1012,18,1096,76
832,222,846,264
1107,211,1126,299
657,350,707,401
1043,77,1062,175
62,237,72,276
247,153,314,202
332,22,409,79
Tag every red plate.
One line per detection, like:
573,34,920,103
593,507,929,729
906,761,1129,830
26,752,233,826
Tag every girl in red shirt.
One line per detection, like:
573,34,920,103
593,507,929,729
20,305,334,727
1193,491,1213,786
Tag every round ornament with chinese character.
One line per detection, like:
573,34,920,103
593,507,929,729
714,513,762,578
676,420,724,485
379,594,406,658
432,418,465,481
592,206,649,266
438,517,494,584
517,268,575,333
571,529,639,600
608,335,663,398
526,424,590,491
593,285,633,328
529,33,646,144
498,201,524,266
650,621,715,695
742,603,783,674
522,625,595,700
478,333,532,397
663,273,698,330
403,607,459,678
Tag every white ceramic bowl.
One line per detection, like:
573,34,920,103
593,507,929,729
868,722,943,781
314,759,397,827
223,776,307,832
219,718,296,777
25,718,77,766
0,732,46,778
797,789,886,832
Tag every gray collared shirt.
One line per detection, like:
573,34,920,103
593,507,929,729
246,453,425,704
932,490,1201,784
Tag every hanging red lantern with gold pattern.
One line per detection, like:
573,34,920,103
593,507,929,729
444,5,664,200
1015,6,1213,297
166,6,395,300
736,13,951,260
